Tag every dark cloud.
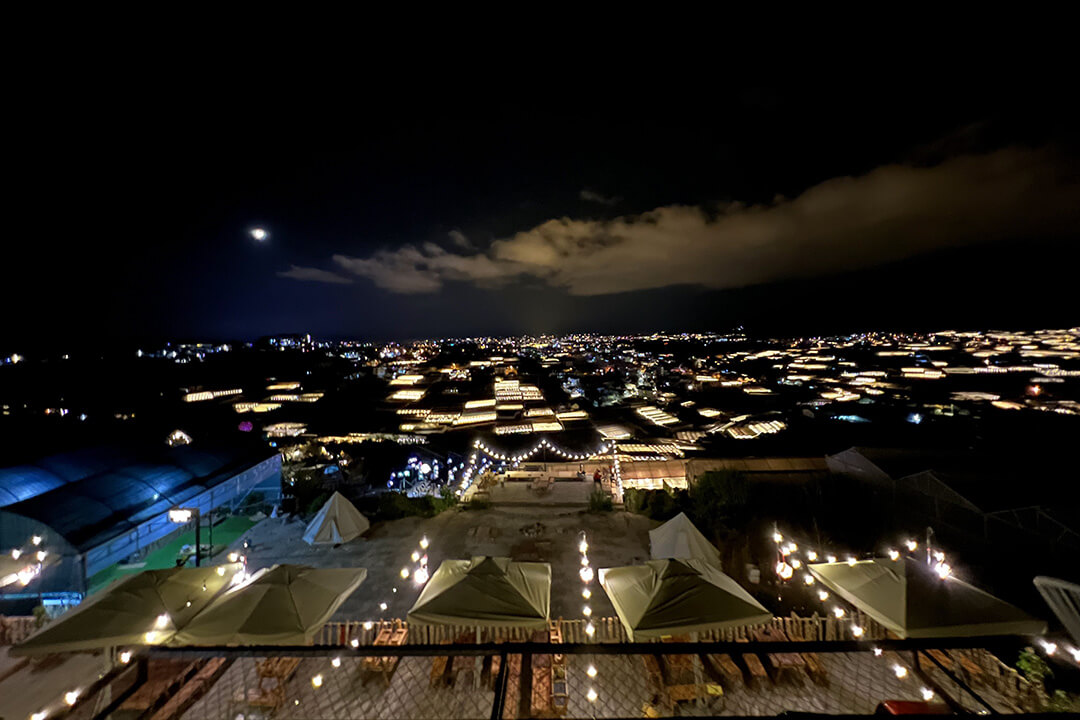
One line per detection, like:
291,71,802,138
276,264,353,284
579,188,621,206
284,148,1080,297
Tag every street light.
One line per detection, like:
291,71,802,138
168,507,202,567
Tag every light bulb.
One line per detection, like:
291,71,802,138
332,657,341,668
851,625,864,637
400,568,410,579
119,651,132,664
887,549,899,561
905,540,918,552
833,607,845,618
64,690,80,705
582,605,592,617
921,687,935,701
587,688,598,702
311,674,323,688
804,574,815,585
818,590,829,601
582,588,591,599
893,665,908,679
587,665,597,678
806,550,818,561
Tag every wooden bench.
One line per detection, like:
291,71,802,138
742,653,769,687
803,652,828,686
704,653,744,689
430,656,450,688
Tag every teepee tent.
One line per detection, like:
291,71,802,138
649,512,722,566
809,557,1046,638
170,564,367,645
303,491,370,545
599,558,771,640
407,556,550,629
12,565,240,655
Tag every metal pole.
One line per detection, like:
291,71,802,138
194,510,201,567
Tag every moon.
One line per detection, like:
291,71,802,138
250,227,268,242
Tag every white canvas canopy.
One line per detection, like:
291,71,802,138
407,556,550,629
599,558,771,640
303,491,370,545
649,512,722,567
12,565,240,655
809,557,1047,638
170,564,367,646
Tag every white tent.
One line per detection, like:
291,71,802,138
302,491,370,546
407,557,551,629
599,559,771,640
649,512,722,567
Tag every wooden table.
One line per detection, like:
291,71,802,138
752,626,805,683
362,623,408,686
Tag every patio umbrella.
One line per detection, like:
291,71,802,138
599,558,771,641
12,564,241,655
808,557,1047,638
169,564,366,645
648,512,722,567
407,556,550,629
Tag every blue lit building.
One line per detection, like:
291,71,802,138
0,443,279,608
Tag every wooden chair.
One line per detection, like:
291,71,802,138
741,653,769,687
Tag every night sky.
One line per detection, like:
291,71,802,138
7,79,1079,349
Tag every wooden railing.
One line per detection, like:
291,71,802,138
313,610,889,647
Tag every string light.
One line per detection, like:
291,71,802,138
32,535,42,546
351,638,360,648
119,651,132,664
363,621,373,630
887,549,900,561
585,622,595,637
419,537,429,550
833,607,845,618
873,647,883,657
582,605,592,617
331,657,341,668
587,688,598,702
64,690,80,706
400,568,410,579
791,559,802,570
31,712,47,720
934,562,952,579
846,556,857,566
893,665,908,679
414,567,429,584
586,665,597,678
921,687,935,701
579,566,594,583
818,590,829,601
311,674,323,688
806,550,818,561
804,574,815,585
826,554,837,563
776,561,793,580
905,540,918,552
582,588,591,599
851,625,864,638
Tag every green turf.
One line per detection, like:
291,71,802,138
87,515,257,594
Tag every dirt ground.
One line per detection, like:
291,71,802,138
233,506,656,622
